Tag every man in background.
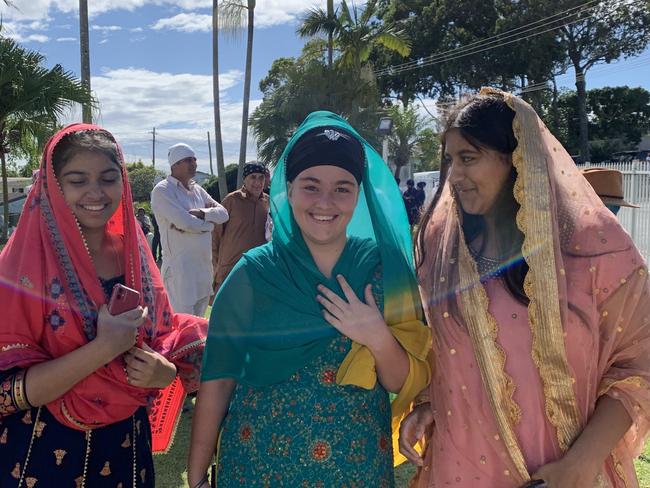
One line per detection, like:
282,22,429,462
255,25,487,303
582,167,639,216
415,181,427,221
212,162,270,296
151,143,229,315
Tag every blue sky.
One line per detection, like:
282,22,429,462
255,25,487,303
2,0,649,173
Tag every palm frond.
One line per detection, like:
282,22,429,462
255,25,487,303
375,31,411,57
218,0,247,37
338,0,353,27
359,0,377,26
297,7,330,37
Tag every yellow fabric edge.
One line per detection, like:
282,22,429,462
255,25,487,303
335,320,432,467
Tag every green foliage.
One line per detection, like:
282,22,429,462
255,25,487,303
202,164,239,201
250,53,383,167
553,0,650,159
127,166,166,202
548,86,650,163
133,200,152,215
373,0,564,101
414,128,441,172
298,0,411,76
0,30,94,241
387,104,426,174
126,160,147,173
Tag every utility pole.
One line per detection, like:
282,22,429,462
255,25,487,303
150,127,156,167
79,0,92,123
207,131,214,175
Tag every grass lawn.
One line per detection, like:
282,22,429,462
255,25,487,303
155,403,650,488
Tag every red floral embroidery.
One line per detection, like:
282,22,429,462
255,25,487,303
379,435,389,451
320,370,336,384
310,440,331,462
240,425,252,442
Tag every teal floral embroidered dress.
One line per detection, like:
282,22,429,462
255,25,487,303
216,271,394,487
201,111,431,486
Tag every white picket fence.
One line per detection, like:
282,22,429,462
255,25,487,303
583,160,650,263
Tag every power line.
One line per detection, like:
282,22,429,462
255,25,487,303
375,0,603,76
375,0,632,77
518,52,650,94
378,4,626,77
376,0,634,76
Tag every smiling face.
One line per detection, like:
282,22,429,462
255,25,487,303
288,165,359,249
444,129,512,216
57,150,124,231
244,172,265,198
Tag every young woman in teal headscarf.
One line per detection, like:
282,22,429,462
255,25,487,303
187,111,431,488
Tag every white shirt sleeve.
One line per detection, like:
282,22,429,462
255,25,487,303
151,184,214,233
198,187,229,224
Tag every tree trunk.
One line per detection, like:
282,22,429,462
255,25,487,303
326,0,334,105
574,65,590,162
236,0,255,187
1,149,9,244
79,0,92,124
551,76,560,134
327,0,334,69
213,0,228,200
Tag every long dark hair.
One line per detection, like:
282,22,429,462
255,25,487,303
416,93,529,304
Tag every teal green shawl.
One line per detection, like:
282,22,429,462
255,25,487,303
201,111,425,386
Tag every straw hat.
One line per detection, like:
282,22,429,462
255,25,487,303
582,168,639,208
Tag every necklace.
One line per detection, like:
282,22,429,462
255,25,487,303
468,245,502,279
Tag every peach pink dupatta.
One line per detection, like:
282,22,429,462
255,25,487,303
415,89,650,487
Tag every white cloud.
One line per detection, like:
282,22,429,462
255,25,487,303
151,13,211,33
4,28,50,43
25,34,49,42
63,68,260,170
1,20,50,43
91,25,123,32
99,39,109,44
3,0,334,28
151,1,334,32
131,27,144,32
56,36,77,42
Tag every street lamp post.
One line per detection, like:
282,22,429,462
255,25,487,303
377,117,393,165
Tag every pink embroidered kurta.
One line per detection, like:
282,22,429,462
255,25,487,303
417,249,650,487
413,88,650,488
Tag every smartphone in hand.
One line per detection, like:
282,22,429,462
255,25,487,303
108,283,141,315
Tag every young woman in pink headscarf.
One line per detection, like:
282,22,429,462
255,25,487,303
0,125,206,487
399,89,650,487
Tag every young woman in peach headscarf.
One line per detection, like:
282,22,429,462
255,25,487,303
399,89,650,487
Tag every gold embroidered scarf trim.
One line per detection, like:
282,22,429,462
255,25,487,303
456,216,528,482
597,375,649,397
169,338,206,360
494,88,582,452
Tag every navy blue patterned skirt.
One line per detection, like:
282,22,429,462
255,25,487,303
0,405,154,487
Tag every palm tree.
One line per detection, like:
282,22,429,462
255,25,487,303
221,0,256,187
212,0,228,200
298,0,337,69
0,34,94,242
79,0,92,123
297,0,336,104
299,0,411,80
337,0,410,75
387,104,425,179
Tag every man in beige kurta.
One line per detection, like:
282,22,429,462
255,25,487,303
212,162,270,295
